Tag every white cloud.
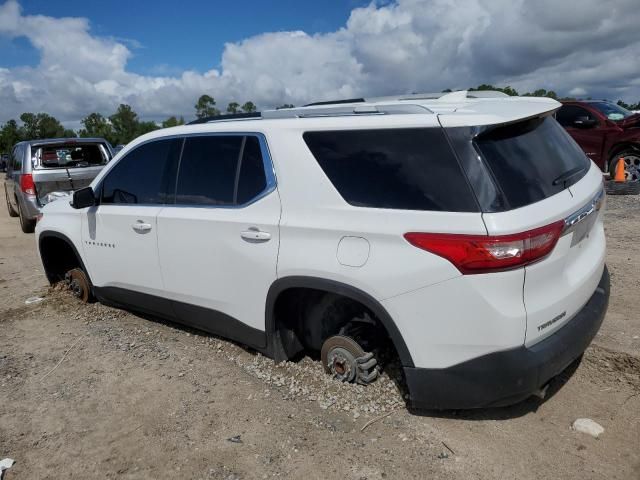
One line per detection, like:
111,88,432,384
0,0,639,125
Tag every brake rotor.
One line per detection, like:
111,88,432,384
321,335,379,385
65,268,91,303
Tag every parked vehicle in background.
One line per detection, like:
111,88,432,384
556,100,640,181
0,153,8,172
36,91,609,409
4,138,113,233
112,144,126,155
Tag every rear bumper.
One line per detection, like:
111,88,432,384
404,266,610,410
18,192,41,219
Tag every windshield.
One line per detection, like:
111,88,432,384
590,101,634,121
33,143,110,169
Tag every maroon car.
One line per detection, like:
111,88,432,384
556,100,640,181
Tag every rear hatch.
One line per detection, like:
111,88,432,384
473,116,606,345
30,141,111,205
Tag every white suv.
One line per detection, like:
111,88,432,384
36,91,610,409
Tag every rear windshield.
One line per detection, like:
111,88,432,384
475,117,590,209
303,128,478,212
34,143,110,169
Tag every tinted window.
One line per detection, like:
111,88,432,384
176,136,242,205
101,138,180,204
236,136,267,204
303,128,478,212
475,117,590,209
11,145,22,171
556,105,595,127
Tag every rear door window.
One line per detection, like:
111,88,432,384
303,128,478,212
475,116,590,209
101,138,181,205
236,136,267,204
176,136,243,205
175,135,269,206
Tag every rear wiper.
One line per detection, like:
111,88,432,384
552,166,585,187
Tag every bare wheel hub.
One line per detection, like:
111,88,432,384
621,153,640,182
321,335,379,385
64,268,91,303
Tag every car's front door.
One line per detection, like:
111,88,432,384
81,138,181,315
156,134,280,348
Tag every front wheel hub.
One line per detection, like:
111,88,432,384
321,335,379,385
64,268,91,303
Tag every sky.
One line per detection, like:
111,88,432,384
1,0,639,126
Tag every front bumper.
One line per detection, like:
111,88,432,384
404,266,610,410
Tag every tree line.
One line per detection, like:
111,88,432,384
0,95,273,153
2,87,639,154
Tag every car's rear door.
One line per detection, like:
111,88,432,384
81,138,181,315
474,116,606,346
156,133,280,348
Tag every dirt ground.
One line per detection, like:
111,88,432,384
1,195,639,480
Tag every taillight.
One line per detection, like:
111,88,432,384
20,174,35,195
404,221,565,274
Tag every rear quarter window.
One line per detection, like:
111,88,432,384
475,117,590,209
302,128,478,212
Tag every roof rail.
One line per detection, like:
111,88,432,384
304,98,365,107
187,112,262,125
303,90,511,107
262,103,433,119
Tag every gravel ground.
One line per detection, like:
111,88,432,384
1,195,639,479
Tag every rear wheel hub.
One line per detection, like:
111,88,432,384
321,335,379,385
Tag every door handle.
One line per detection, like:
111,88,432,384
132,221,152,233
240,229,271,242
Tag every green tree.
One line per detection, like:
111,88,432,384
18,112,68,139
226,102,240,114
109,104,139,144
79,113,115,144
522,88,558,99
195,94,220,118
0,119,23,153
468,84,519,96
276,104,295,109
136,120,160,137
241,101,257,113
161,116,185,128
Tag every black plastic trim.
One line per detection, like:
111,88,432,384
93,286,267,352
404,266,610,410
265,276,414,367
38,231,91,285
187,112,262,125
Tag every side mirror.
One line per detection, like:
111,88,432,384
573,117,598,128
71,187,97,209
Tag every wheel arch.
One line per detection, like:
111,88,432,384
606,141,640,171
265,276,414,367
38,230,91,285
